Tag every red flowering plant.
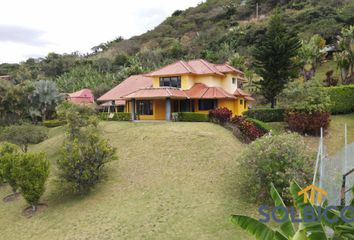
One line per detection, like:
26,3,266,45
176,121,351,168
209,107,232,124
231,116,266,141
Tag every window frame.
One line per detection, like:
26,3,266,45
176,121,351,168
198,99,216,111
137,100,153,115
159,76,181,88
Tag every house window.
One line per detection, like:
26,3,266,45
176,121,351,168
232,77,236,84
160,76,181,88
198,99,216,111
240,99,243,105
137,100,153,115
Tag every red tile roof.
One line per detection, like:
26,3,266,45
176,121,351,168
234,88,251,97
97,75,152,102
185,83,236,99
124,87,188,100
68,89,94,104
146,59,243,77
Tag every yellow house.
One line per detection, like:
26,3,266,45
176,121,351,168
98,59,254,120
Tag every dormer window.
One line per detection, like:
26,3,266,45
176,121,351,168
160,76,181,88
232,77,236,84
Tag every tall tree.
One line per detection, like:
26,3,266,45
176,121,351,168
253,9,301,108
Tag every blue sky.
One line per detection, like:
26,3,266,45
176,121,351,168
0,0,202,63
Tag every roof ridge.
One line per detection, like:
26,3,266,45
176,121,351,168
179,60,195,73
199,59,224,76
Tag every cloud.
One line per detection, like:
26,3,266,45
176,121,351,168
0,24,48,46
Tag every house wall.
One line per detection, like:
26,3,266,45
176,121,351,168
132,99,166,120
153,73,242,94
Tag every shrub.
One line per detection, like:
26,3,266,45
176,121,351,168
42,119,66,128
323,84,354,114
286,111,331,135
231,116,267,141
0,143,21,193
16,152,50,211
57,102,98,139
245,118,272,133
209,107,232,124
0,124,48,152
173,112,209,122
100,112,131,121
244,108,285,122
58,129,116,193
238,133,313,204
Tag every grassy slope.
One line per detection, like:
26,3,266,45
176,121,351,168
0,122,256,240
268,113,354,155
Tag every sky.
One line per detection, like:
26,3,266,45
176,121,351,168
0,0,202,64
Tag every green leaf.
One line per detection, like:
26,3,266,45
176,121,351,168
290,181,328,240
270,183,296,237
230,215,287,240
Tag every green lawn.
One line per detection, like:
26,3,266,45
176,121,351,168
0,122,256,240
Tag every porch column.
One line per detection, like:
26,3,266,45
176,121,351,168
166,98,171,121
131,98,136,121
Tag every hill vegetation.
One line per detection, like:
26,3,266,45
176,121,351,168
0,0,353,96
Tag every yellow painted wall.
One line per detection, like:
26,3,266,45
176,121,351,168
137,99,166,120
153,73,243,94
218,99,237,116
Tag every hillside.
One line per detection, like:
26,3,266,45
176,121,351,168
95,0,354,64
0,122,256,240
0,0,353,95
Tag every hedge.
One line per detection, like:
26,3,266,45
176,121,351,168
42,120,66,128
323,84,354,114
244,108,285,122
100,112,131,121
172,112,209,122
245,118,272,133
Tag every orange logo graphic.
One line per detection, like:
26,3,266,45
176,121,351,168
298,184,328,205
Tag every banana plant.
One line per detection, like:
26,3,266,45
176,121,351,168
231,181,354,240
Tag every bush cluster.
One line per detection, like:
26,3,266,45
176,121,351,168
231,116,268,141
208,108,232,124
0,142,50,210
42,119,66,128
323,84,354,114
238,133,313,204
100,112,131,121
172,112,209,122
244,108,285,122
286,111,331,136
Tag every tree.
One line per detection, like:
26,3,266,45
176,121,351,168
335,25,354,84
58,129,116,192
253,9,301,108
30,80,61,121
298,34,326,81
0,124,48,152
16,152,50,211
0,143,21,194
56,102,98,139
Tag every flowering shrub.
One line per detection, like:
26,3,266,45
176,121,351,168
209,107,232,124
231,116,267,141
286,111,330,135
238,133,313,204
